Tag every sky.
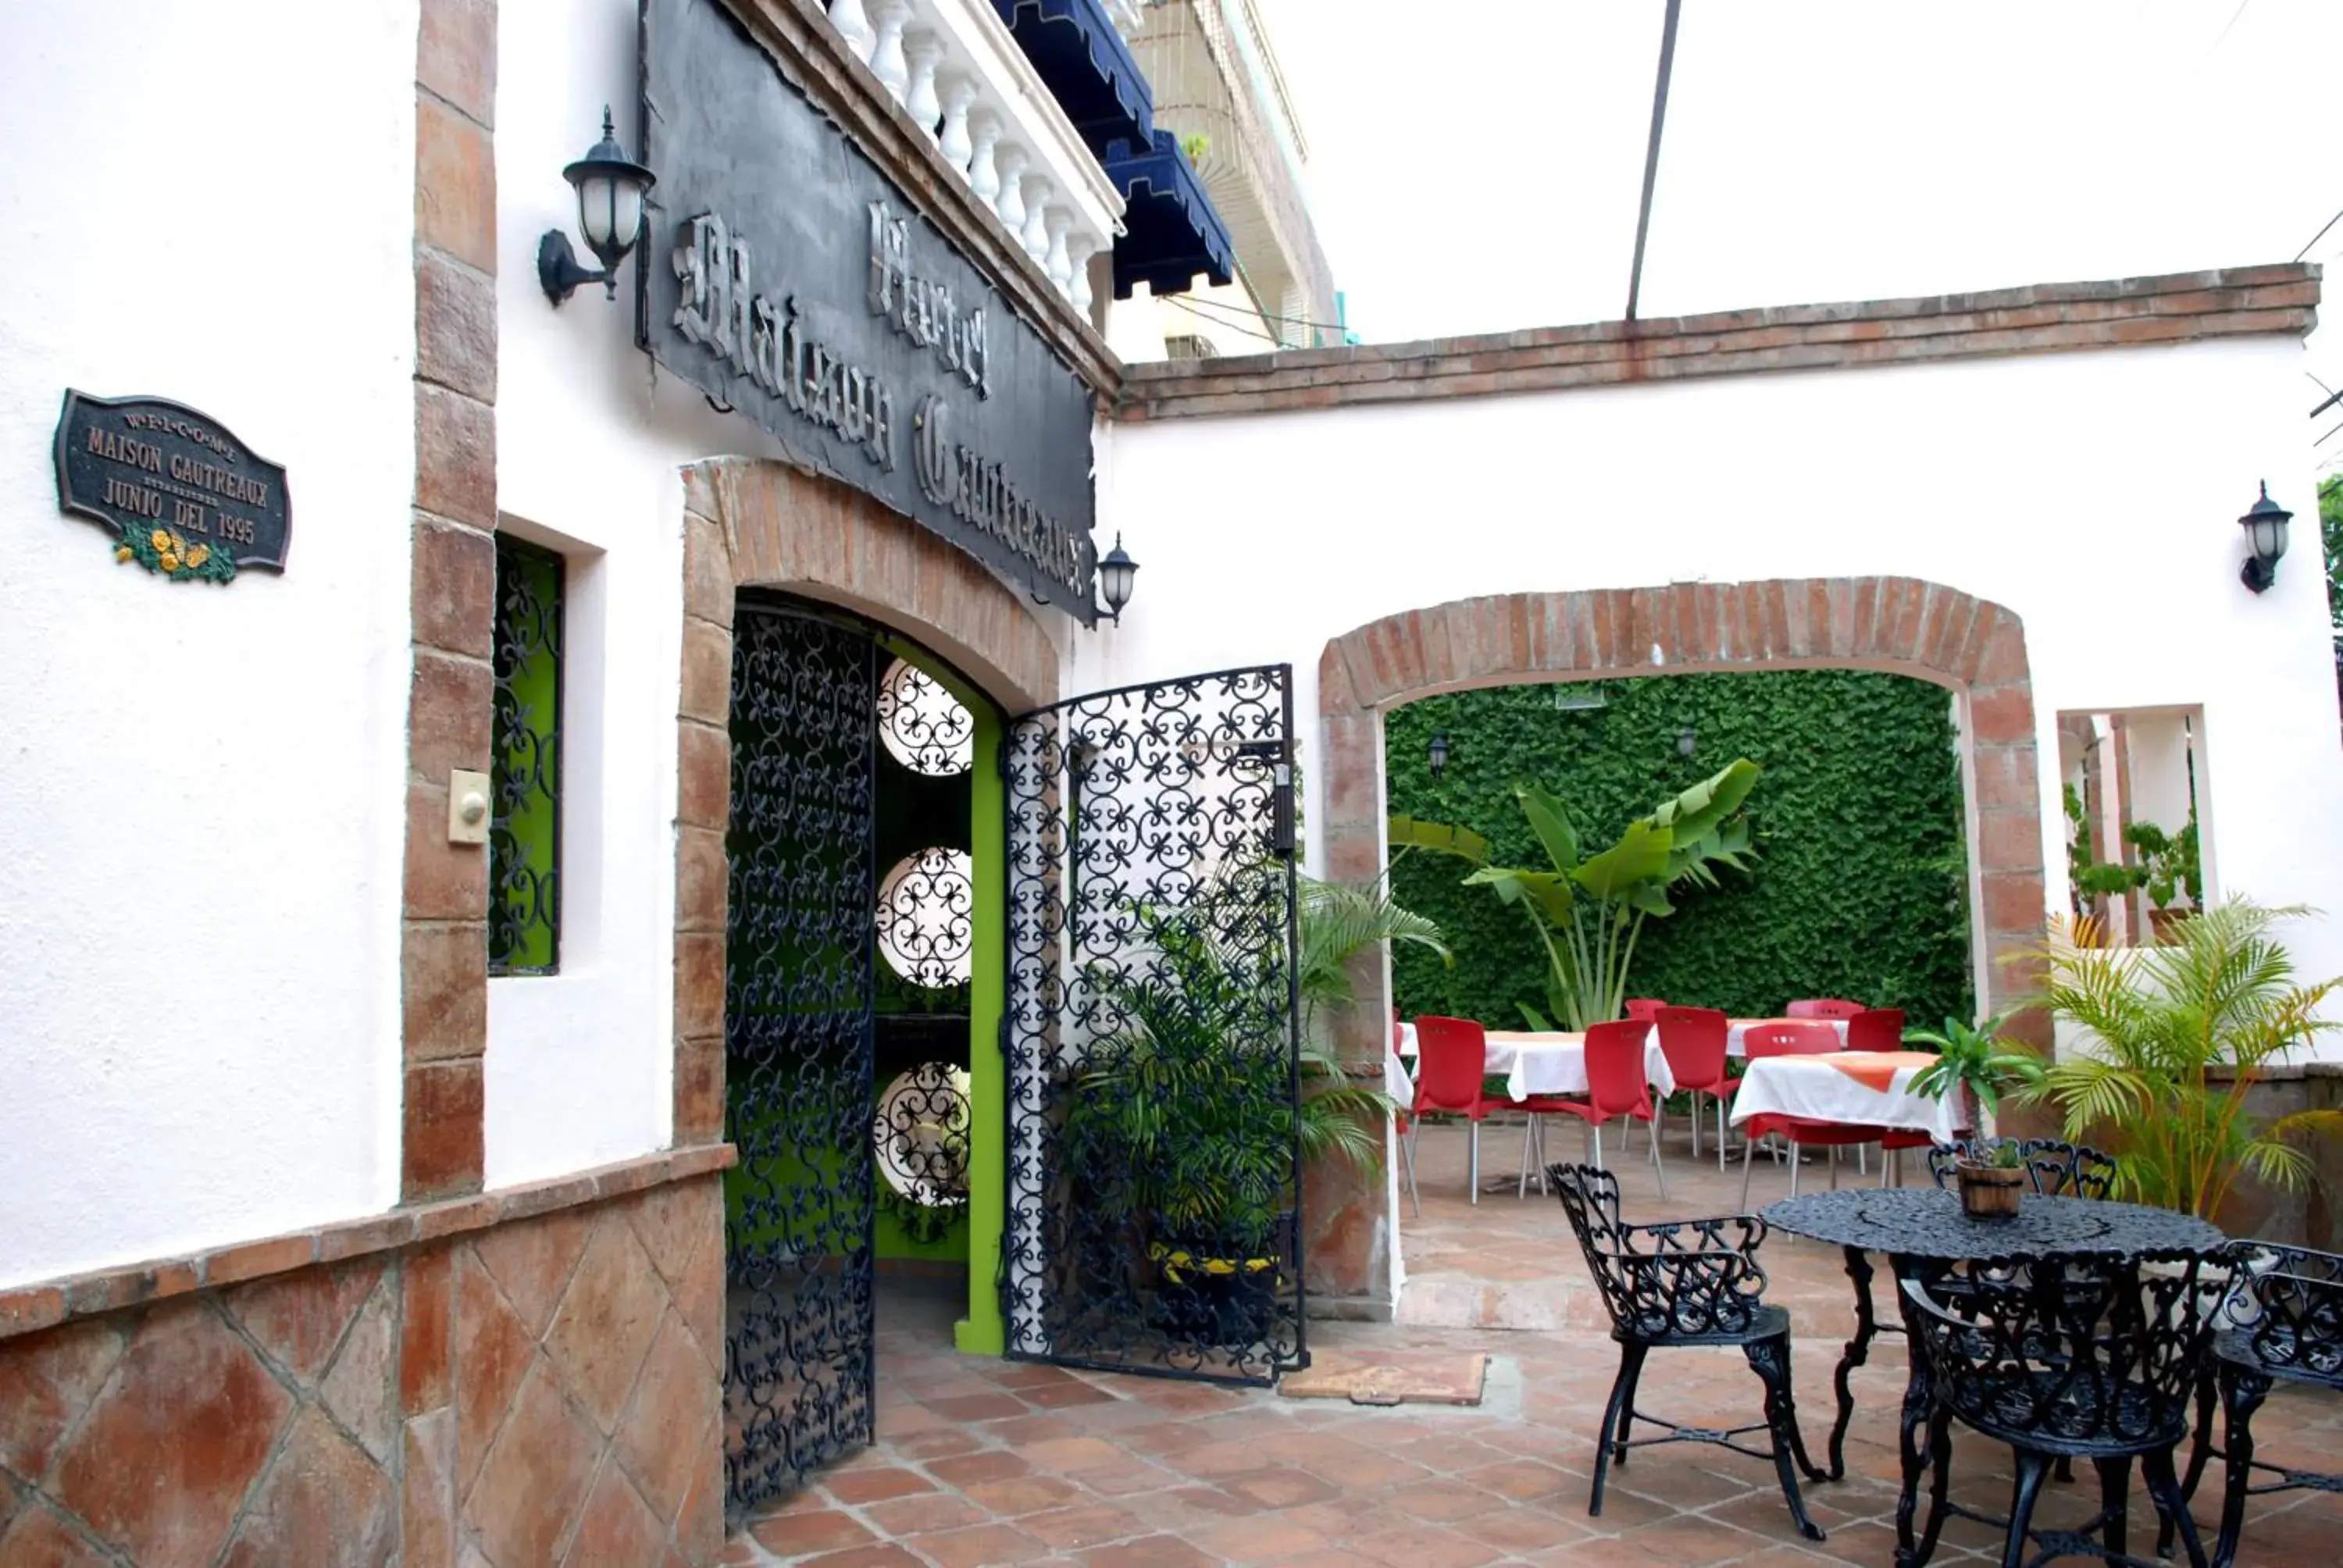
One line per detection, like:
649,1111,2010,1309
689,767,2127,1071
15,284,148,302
1268,0,2343,459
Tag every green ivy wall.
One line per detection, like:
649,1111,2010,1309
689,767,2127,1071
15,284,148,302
1385,671,1973,1029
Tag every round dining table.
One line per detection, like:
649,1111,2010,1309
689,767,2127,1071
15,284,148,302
1762,1187,2227,1559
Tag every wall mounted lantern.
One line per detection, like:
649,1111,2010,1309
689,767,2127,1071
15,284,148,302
1428,731,1450,780
1677,725,1697,757
538,108,657,306
2238,481,2292,593
1096,534,1139,625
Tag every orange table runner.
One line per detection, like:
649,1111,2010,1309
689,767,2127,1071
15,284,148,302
1817,1049,1937,1092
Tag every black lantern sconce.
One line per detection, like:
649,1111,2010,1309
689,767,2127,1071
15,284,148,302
1677,725,1697,758
1428,731,1450,780
1096,534,1139,625
2238,481,2292,593
538,108,657,306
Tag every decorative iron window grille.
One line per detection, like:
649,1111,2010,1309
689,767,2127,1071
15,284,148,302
489,536,564,975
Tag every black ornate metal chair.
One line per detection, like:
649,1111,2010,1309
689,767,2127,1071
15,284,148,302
1925,1136,2118,1199
2161,1242,2343,1566
1547,1162,1826,1542
1898,1248,2231,1568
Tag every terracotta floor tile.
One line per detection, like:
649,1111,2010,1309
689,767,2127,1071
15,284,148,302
749,1509,876,1554
961,1474,1082,1517
1021,1436,1136,1474
1022,1381,1124,1409
891,1427,988,1461
1019,1502,1147,1550
823,1467,936,1506
1178,1516,1333,1563
922,1393,1029,1424
797,1548,926,1568
923,1450,1029,1488
1076,1534,1224,1567
911,1523,1050,1568
861,1491,989,1535
1336,1519,1503,1568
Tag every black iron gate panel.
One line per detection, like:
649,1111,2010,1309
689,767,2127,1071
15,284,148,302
724,601,878,1513
1001,665,1304,1384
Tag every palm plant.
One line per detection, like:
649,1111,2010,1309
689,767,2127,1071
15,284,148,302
1066,865,1422,1263
2018,900,2343,1220
1907,1011,2045,1127
1458,762,1761,1030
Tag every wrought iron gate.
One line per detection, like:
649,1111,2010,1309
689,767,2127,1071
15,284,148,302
1001,665,1305,1384
724,600,878,1512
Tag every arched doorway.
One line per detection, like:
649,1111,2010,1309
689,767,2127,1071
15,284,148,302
674,459,1054,1513
1307,578,2049,1307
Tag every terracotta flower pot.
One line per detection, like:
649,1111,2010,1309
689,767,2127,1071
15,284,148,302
1957,1161,2026,1218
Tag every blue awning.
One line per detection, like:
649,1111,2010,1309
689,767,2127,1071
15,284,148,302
1103,131,1236,299
991,0,1154,156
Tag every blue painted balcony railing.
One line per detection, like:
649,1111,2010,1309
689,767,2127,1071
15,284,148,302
991,0,1154,157
1102,130,1236,300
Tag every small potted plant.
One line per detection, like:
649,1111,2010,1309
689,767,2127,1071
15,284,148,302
1906,1011,2044,1144
1952,1138,2027,1217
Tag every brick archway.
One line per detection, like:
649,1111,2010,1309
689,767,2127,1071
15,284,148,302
1311,577,2047,1306
667,456,1057,1143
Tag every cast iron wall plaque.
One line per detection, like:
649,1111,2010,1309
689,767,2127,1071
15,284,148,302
639,0,1100,624
53,390,291,583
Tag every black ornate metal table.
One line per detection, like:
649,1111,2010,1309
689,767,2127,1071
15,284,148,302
1762,1187,2227,1554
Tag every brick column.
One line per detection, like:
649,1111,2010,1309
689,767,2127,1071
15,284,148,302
403,0,499,1201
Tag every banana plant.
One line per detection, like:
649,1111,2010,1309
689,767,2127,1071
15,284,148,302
1461,762,1761,1031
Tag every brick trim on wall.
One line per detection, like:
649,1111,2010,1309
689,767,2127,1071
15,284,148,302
403,0,500,1201
1303,579,2045,1304
1114,264,2320,422
669,458,1060,1152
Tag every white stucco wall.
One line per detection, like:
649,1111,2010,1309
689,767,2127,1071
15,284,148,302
0,1,419,1285
1089,335,2343,1021
492,0,1092,1183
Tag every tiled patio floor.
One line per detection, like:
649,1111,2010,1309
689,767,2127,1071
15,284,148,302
728,1121,2343,1566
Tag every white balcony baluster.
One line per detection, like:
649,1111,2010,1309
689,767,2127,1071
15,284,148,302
1044,205,1075,294
967,109,1004,203
993,144,1029,233
868,0,911,104
1065,233,1098,315
829,0,876,63
1018,174,1054,260
937,75,977,173
902,30,945,135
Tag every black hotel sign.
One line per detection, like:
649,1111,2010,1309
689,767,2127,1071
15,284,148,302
639,0,1100,624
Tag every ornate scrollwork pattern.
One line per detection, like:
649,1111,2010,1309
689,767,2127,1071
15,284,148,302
874,1061,973,1242
723,603,877,1514
1001,666,1303,1384
489,536,564,974
876,657,975,776
876,848,975,989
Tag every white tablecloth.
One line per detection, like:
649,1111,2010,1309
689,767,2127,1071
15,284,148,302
1728,1051,1962,1141
1490,1032,1676,1103
1389,1023,1674,1103
1724,1017,1849,1058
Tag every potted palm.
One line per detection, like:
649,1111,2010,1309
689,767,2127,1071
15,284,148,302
1907,1013,2044,1216
2018,900,2343,1221
1065,866,1421,1345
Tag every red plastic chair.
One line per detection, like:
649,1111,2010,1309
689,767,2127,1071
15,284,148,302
1653,1007,1735,1171
1844,1007,1906,1053
1409,1017,1580,1206
1785,998,1863,1020
1843,1007,1938,1181
1623,998,1667,1023
1737,1022,1890,1208
1545,1021,1667,1200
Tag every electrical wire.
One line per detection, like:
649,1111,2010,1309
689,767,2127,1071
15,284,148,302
2295,204,2343,263
1164,287,1350,339
1161,293,1291,348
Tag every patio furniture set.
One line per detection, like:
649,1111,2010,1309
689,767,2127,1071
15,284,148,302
1546,1146,2343,1567
1392,997,1947,1213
